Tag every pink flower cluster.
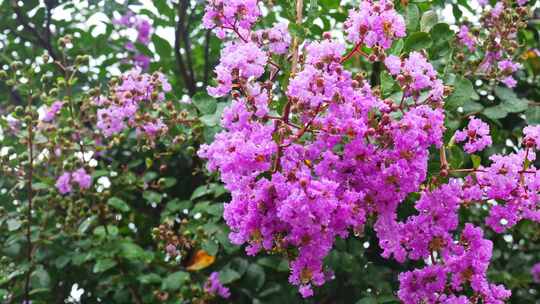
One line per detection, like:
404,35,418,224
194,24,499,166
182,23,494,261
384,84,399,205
55,168,92,194
455,116,492,154
207,42,267,97
345,0,406,49
204,272,230,298
41,101,64,123
397,182,511,303
251,22,291,55
200,1,450,297
113,11,153,69
532,263,540,283
384,52,444,102
471,1,528,88
199,0,536,299
95,68,171,138
457,25,476,52
203,0,260,39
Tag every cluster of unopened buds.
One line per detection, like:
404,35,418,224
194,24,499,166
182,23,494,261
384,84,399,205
456,0,530,88
199,0,537,301
94,68,171,140
153,222,192,259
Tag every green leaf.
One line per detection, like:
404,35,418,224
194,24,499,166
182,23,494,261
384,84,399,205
257,256,289,272
495,86,528,113
462,101,484,114
525,107,540,125
107,197,130,212
202,239,219,256
388,39,404,56
446,77,478,109
152,34,172,60
119,241,148,261
162,271,190,291
219,268,242,284
31,266,51,288
380,71,395,97
78,216,95,234
143,190,162,204
93,258,117,273
206,203,224,216
134,42,153,57
420,10,438,32
159,177,177,188
406,4,420,32
320,0,339,9
288,23,306,39
138,273,162,285
471,155,481,168
7,218,21,231
404,32,433,52
430,23,453,42
191,183,218,200
245,264,266,291
192,92,217,115
356,297,377,304
200,113,219,127
483,105,509,120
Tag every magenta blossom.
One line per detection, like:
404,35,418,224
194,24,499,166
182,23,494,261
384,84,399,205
345,0,406,49
532,263,540,283
72,168,92,190
204,272,230,298
455,116,492,154
42,101,64,123
457,25,476,52
55,172,72,194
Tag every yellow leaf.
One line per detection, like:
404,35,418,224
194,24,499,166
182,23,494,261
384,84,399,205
186,250,215,271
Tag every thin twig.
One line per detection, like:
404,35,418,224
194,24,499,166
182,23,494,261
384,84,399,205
24,94,34,302
175,1,196,96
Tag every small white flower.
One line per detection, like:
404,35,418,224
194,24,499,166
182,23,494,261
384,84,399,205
75,150,94,162
96,176,111,193
88,159,98,167
37,104,48,121
193,212,202,220
0,146,11,157
65,283,84,303
36,149,50,163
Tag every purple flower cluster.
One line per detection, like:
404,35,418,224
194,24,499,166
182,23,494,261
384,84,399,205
55,168,92,194
207,42,267,97
455,116,492,154
523,125,540,149
41,101,64,123
396,182,511,303
198,0,537,299
204,272,230,298
532,263,540,283
472,1,527,88
457,25,476,52
95,69,171,138
345,0,406,49
251,22,291,55
199,1,453,297
113,12,152,69
385,52,444,102
203,0,260,39
472,150,540,233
